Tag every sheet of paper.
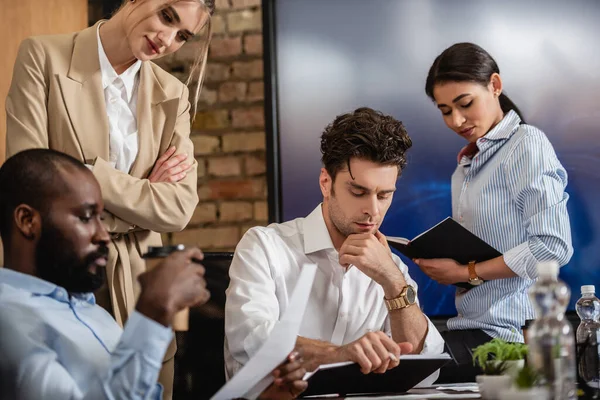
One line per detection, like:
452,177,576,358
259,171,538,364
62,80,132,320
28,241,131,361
211,263,317,400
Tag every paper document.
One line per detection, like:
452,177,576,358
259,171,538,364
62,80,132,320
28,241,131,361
211,263,317,400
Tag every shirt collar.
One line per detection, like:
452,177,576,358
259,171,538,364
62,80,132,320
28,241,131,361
0,268,95,305
459,110,521,166
303,204,336,254
477,110,521,142
96,22,142,102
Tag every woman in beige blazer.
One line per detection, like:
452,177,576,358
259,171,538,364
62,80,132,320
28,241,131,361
5,0,213,397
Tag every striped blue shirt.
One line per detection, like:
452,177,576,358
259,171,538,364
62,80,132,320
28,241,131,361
448,110,573,342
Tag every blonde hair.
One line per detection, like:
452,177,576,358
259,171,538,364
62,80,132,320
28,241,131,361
117,0,214,117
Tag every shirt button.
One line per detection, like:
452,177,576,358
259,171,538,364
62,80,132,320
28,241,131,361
110,97,117,104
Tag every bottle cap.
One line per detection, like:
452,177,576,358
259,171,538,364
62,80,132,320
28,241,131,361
537,260,559,278
581,285,596,294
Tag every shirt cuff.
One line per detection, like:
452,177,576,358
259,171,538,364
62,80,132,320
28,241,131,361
120,310,173,367
503,243,536,280
419,317,445,356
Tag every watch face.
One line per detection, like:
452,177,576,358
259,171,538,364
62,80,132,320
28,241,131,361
406,286,417,303
470,278,484,286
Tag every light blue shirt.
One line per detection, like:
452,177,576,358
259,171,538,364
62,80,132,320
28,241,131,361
448,110,573,342
0,268,173,400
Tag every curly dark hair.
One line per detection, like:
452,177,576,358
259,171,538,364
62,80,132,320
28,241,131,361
320,107,413,181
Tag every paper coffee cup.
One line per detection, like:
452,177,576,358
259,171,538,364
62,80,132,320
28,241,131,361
144,249,189,332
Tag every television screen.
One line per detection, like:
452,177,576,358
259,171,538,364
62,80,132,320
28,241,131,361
264,0,600,316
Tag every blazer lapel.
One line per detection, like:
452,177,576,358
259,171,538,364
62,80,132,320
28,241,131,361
130,62,179,178
58,21,110,162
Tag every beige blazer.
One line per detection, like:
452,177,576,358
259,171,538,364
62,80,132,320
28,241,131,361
5,22,199,329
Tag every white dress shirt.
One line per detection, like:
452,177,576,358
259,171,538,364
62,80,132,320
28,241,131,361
97,24,142,173
224,204,444,381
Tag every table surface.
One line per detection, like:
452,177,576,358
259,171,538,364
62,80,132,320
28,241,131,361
302,383,481,399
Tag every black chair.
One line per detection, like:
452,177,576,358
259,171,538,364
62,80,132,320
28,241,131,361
173,252,233,400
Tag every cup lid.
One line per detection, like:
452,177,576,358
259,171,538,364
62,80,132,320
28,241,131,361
582,285,596,294
143,244,186,258
537,260,559,278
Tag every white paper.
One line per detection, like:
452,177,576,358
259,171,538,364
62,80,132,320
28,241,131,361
211,263,317,400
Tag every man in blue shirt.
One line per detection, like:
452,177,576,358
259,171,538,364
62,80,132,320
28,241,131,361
0,149,307,400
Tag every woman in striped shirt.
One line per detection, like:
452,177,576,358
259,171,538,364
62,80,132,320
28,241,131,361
415,42,573,382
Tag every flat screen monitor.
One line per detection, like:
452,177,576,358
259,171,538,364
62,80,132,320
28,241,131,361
264,0,600,316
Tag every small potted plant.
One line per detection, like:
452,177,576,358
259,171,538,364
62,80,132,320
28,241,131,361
473,338,528,379
473,339,528,400
499,366,549,400
474,360,512,400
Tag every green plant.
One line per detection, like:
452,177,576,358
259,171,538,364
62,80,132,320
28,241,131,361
514,366,540,389
472,338,529,374
480,360,508,376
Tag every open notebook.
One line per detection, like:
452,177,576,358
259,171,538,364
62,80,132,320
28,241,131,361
387,217,501,289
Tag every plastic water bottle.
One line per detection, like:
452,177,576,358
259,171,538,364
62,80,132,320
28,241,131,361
527,261,577,400
576,285,600,397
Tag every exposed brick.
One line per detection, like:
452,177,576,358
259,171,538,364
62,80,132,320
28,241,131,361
161,233,172,245
220,201,253,222
205,63,231,82
203,178,266,200
208,156,242,177
192,109,230,130
218,81,247,102
227,9,262,33
209,36,242,58
231,0,261,9
245,154,266,175
196,158,206,178
198,184,211,200
211,14,226,35
222,132,265,152
244,34,263,55
232,107,264,128
231,60,263,79
247,81,264,101
192,135,220,155
190,203,218,225
175,39,206,64
215,0,230,10
253,201,268,221
172,226,240,249
199,86,217,105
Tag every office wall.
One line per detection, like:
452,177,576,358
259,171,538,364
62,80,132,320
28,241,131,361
0,0,88,166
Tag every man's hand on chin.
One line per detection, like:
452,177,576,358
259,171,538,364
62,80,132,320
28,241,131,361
339,231,406,296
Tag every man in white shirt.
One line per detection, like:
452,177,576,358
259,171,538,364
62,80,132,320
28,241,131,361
225,107,445,380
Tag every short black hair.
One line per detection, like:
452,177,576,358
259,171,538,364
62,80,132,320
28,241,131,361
320,107,413,181
0,149,90,241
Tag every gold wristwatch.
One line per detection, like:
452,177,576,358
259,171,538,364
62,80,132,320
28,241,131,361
385,285,416,311
468,260,484,286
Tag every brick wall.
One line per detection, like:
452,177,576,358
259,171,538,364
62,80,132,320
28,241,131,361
156,0,267,251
